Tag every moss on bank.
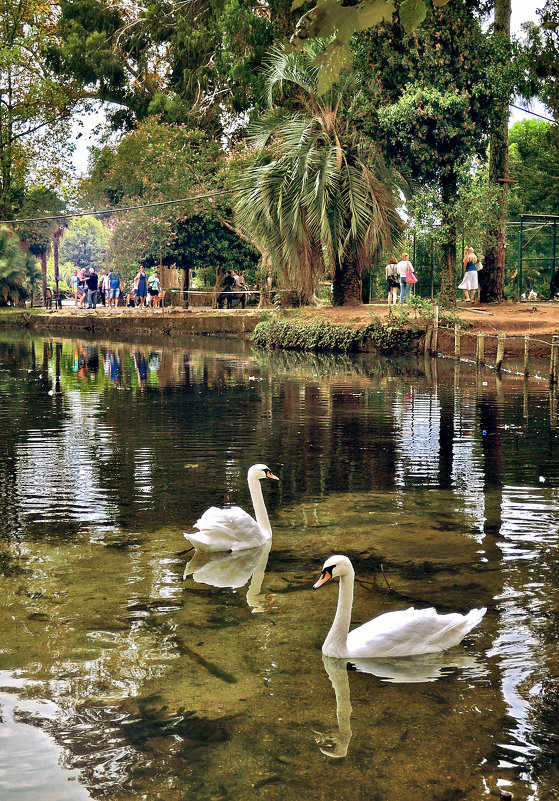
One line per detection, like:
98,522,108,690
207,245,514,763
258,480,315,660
251,316,421,354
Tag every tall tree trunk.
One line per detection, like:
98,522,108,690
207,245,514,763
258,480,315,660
439,174,458,304
332,249,362,306
41,251,47,306
482,0,511,303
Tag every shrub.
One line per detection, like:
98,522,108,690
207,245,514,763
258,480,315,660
252,316,419,354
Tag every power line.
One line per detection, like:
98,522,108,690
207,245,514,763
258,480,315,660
0,190,232,225
510,104,556,124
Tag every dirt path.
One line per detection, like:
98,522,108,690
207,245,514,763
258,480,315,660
296,300,559,359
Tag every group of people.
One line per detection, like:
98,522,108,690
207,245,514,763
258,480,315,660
127,266,161,307
71,266,161,309
385,252,417,305
385,246,485,305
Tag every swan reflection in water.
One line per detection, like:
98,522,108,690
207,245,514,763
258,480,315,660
183,540,272,612
317,652,486,758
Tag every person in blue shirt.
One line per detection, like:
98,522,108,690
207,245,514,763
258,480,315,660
108,272,121,308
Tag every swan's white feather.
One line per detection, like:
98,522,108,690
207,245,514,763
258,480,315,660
345,606,487,658
186,505,268,552
317,555,486,659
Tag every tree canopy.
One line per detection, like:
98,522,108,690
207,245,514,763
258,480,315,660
507,120,559,217
82,117,239,277
50,0,298,137
234,42,403,305
0,0,80,218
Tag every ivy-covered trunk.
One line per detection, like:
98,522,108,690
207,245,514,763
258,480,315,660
332,249,362,306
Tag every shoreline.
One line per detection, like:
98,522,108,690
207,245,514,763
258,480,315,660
1,300,559,363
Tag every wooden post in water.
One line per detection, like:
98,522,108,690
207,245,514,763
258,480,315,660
424,326,432,358
495,332,506,372
475,333,485,366
550,335,559,385
432,305,439,355
524,335,530,377
550,384,557,428
454,324,461,360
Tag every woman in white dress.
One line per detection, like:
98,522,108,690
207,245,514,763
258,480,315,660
458,246,478,302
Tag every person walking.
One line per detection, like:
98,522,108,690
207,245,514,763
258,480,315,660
77,269,87,308
396,252,416,304
98,269,107,306
147,270,160,306
385,257,399,305
71,269,79,305
135,266,148,307
86,267,98,308
107,272,120,307
458,246,478,302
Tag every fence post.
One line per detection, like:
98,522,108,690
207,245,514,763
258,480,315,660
495,332,506,372
524,335,530,377
476,333,485,366
424,326,433,358
550,335,559,385
431,305,439,355
454,324,461,360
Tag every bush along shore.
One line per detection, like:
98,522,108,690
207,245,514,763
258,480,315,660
251,316,422,354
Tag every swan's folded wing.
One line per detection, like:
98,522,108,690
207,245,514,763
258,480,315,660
185,505,267,551
346,607,485,658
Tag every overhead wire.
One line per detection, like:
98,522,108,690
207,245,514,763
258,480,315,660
0,189,233,225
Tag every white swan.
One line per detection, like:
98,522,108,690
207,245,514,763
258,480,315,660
314,555,487,659
184,464,279,552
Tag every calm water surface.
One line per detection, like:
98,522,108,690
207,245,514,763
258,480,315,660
1,332,559,801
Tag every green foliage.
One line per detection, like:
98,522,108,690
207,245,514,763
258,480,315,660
52,0,298,135
508,120,559,217
252,315,418,352
0,226,36,305
141,215,259,284
0,0,79,218
290,0,450,94
15,188,65,257
82,118,236,275
235,42,402,306
59,216,110,274
523,0,559,124
353,1,497,196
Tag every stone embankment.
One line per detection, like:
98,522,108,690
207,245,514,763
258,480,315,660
0,308,265,338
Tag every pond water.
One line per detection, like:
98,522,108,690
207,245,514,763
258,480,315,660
1,331,559,801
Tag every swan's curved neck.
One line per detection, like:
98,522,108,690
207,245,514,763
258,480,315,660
323,570,354,657
248,474,272,535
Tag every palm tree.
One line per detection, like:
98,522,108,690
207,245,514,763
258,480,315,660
234,42,403,305
0,225,35,305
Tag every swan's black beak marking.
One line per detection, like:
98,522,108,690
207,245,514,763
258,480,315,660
266,469,280,481
313,565,334,590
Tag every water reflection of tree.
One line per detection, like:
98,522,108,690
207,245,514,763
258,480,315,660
0,339,66,543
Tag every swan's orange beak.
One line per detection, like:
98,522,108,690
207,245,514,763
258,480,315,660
313,568,333,590
265,470,280,481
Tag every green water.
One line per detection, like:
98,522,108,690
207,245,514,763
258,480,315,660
1,332,559,801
